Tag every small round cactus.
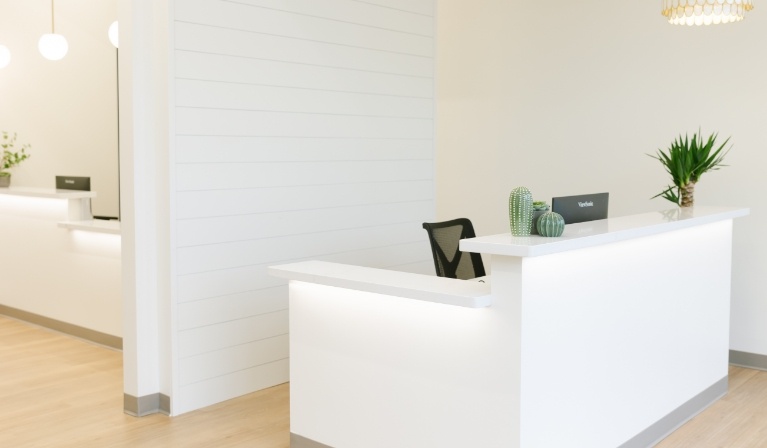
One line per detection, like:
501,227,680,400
509,187,534,236
537,211,565,237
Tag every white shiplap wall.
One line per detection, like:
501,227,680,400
172,0,436,413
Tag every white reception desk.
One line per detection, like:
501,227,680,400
270,206,748,448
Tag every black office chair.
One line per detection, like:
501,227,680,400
422,218,486,280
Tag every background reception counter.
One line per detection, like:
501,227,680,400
0,187,122,346
270,206,748,448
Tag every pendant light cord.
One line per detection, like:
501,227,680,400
51,0,55,33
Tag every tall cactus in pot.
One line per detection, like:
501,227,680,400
509,187,534,236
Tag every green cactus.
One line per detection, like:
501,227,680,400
509,187,534,236
537,211,565,237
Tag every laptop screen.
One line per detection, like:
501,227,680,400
55,176,91,191
551,193,609,225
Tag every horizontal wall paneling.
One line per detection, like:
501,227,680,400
176,359,289,415
175,79,434,118
172,0,435,414
175,52,433,98
175,22,433,78
176,180,434,219
176,160,432,190
176,0,433,56
177,240,430,303
177,200,433,246
215,0,434,36
177,222,425,275
175,136,433,164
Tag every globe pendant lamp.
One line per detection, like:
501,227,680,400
39,0,68,60
0,45,10,69
108,21,119,48
662,0,754,26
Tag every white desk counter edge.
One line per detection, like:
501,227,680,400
0,186,96,199
460,206,749,257
269,261,493,309
0,186,120,235
270,207,747,310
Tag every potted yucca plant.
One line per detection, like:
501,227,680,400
649,130,730,207
1,131,31,188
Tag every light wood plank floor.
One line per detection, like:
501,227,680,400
0,315,288,447
2,314,767,447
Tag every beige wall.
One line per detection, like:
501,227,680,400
0,0,119,217
437,1,767,355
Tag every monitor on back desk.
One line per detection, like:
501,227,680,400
551,192,609,225
56,175,91,192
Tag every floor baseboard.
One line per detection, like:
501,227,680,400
124,393,171,417
619,376,727,448
291,433,334,448
730,350,767,371
0,304,122,350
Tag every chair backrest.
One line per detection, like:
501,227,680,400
422,218,486,280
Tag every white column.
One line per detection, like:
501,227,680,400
119,0,173,416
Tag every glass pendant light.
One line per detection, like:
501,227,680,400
0,45,10,69
662,0,754,26
39,0,68,60
108,21,119,48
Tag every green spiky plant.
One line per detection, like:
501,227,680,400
1,131,31,177
649,131,731,208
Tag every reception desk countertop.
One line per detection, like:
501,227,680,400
0,186,96,199
461,206,748,257
270,261,492,308
0,186,120,234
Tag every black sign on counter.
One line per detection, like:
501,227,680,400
56,176,91,191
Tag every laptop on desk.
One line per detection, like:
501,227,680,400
551,192,609,225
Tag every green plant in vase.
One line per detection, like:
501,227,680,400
533,201,549,212
1,131,31,187
649,130,730,207
531,200,550,235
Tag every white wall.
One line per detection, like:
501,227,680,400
0,0,119,217
437,1,767,356
169,0,436,414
